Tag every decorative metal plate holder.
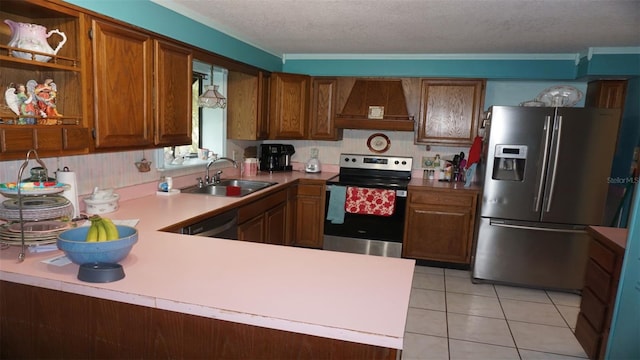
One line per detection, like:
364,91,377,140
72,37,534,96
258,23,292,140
15,149,50,262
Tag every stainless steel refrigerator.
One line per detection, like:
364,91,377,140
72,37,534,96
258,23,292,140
472,106,621,292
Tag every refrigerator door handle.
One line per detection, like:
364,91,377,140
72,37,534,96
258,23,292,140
545,116,563,213
489,221,586,234
534,115,552,212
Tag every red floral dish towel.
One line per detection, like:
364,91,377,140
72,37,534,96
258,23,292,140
345,187,396,216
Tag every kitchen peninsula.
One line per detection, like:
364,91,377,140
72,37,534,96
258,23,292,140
0,172,415,359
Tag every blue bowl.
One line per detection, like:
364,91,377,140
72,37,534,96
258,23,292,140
56,225,138,265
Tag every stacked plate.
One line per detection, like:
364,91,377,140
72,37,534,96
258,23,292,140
0,196,73,221
0,195,74,246
0,220,71,246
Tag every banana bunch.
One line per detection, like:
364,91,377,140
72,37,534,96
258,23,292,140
86,215,119,242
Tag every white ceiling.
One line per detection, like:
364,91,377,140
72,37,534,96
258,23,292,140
153,0,640,58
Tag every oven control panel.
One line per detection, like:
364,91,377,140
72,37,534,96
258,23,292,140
339,154,413,171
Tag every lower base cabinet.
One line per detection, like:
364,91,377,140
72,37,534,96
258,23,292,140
292,180,326,249
237,188,289,244
403,187,478,264
575,228,627,359
0,281,398,359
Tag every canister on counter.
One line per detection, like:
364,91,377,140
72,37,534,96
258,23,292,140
243,158,258,176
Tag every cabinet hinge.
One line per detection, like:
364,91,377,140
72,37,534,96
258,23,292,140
88,28,93,40
91,128,96,139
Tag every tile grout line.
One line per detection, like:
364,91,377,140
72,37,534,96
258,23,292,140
494,284,524,360
444,273,451,360
545,290,579,333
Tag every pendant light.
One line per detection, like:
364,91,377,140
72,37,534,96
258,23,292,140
198,85,226,109
198,64,226,109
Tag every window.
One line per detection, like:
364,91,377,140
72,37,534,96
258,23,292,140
156,60,227,170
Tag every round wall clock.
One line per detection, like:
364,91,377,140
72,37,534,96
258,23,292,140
367,133,391,153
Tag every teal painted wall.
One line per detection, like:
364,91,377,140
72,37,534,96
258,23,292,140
282,54,640,79
63,0,282,71
587,54,640,77
282,58,579,79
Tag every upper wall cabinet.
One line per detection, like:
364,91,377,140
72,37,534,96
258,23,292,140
227,71,269,140
309,77,342,140
0,0,91,160
89,18,192,150
585,80,627,109
153,39,193,146
269,72,310,140
416,79,485,146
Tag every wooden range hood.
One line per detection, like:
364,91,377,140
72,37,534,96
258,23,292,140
335,79,415,131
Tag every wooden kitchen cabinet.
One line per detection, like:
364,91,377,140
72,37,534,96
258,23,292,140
227,71,270,140
237,188,289,244
153,39,193,146
0,0,90,160
292,180,326,249
269,72,310,139
90,18,192,150
0,280,398,359
403,187,478,264
309,77,342,140
575,227,627,360
585,80,627,109
416,79,485,146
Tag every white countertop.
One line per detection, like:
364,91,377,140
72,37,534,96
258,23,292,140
0,171,415,349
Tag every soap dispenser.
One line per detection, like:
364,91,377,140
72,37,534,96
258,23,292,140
305,148,321,173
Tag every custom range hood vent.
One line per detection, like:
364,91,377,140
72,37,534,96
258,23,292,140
336,79,414,131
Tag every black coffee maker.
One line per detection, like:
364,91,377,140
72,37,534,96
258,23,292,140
259,144,295,172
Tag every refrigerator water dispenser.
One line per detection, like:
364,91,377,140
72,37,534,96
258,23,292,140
492,145,527,181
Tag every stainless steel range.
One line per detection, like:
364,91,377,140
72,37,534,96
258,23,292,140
324,153,413,257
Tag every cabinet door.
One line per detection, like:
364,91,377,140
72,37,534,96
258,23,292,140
269,72,310,139
265,202,287,245
91,18,154,149
34,127,63,153
586,80,627,109
293,183,325,249
238,216,264,243
1,128,35,155
227,71,269,140
63,127,91,153
154,39,192,146
403,203,473,264
416,79,485,146
257,72,270,139
309,77,342,140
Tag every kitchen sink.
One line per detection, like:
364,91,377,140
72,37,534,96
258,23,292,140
180,179,277,197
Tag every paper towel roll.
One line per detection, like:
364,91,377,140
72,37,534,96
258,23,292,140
57,171,80,218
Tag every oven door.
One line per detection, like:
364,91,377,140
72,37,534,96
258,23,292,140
323,185,407,257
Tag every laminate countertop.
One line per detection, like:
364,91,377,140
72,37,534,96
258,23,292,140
0,170,415,350
587,226,628,250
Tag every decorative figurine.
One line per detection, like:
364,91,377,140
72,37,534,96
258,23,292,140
33,78,61,122
16,83,36,124
4,83,20,120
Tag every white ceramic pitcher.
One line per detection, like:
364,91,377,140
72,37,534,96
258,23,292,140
4,19,67,62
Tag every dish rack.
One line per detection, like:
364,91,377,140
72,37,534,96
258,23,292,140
4,149,54,261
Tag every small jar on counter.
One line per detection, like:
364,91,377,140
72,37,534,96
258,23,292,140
158,176,173,192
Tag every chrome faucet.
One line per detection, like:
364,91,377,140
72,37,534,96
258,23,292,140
205,157,238,184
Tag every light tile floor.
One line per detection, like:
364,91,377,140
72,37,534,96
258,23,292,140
402,266,587,360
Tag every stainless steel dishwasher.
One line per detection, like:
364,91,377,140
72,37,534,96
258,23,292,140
180,209,238,239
